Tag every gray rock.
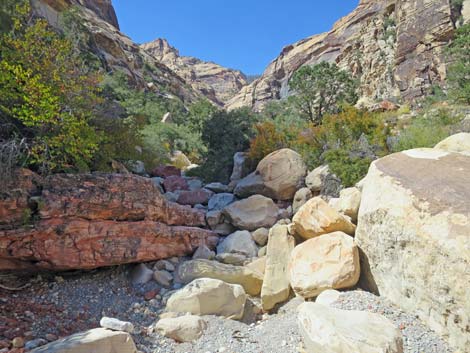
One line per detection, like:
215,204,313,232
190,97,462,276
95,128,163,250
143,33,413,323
151,177,165,194
230,152,249,182
292,187,313,214
208,193,236,211
164,192,179,203
154,260,175,272
154,270,173,288
192,245,216,260
129,264,154,285
217,230,258,258
205,182,229,193
216,253,247,265
24,338,48,350
212,222,236,236
233,172,267,199
99,317,134,333
127,160,145,175
206,210,224,228
305,165,342,198
186,178,203,191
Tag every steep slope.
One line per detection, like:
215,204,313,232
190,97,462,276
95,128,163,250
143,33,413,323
31,0,203,104
227,0,456,110
142,38,248,105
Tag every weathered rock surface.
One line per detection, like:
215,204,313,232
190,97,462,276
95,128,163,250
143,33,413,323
434,132,470,154
356,149,470,351
155,315,207,343
166,278,246,320
255,149,307,200
216,230,258,258
292,197,356,239
261,225,295,311
292,187,313,214
289,232,360,298
332,187,362,222
99,317,134,333
178,259,263,296
30,328,137,353
142,38,248,105
223,195,279,231
298,302,404,353
227,0,455,110
0,173,217,271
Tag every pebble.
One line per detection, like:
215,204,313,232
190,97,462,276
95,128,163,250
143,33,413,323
153,270,173,288
12,337,24,348
24,338,47,350
100,317,135,333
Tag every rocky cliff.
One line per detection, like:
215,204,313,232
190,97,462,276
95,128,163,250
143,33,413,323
142,39,248,105
31,0,204,104
227,0,457,110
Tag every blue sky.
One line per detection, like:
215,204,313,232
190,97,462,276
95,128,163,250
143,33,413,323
113,0,358,75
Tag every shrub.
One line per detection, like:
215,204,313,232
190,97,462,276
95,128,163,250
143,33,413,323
0,3,102,173
447,23,470,104
248,121,288,164
288,62,358,124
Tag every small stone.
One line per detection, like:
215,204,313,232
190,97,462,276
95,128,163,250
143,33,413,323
216,253,247,265
100,317,134,333
258,246,267,257
45,334,58,342
144,289,159,301
193,244,216,260
130,264,154,285
154,260,176,272
12,337,24,348
154,270,173,287
251,228,269,246
24,338,47,350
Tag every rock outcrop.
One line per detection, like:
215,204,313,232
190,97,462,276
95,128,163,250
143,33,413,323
0,172,218,271
227,0,456,110
142,38,248,105
356,149,470,351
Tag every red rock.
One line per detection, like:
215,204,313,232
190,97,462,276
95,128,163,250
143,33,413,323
0,218,218,271
176,190,214,206
379,100,399,112
151,165,181,178
38,173,204,227
163,176,189,192
144,289,159,301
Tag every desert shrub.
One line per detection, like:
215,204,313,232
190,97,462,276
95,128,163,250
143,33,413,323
392,108,461,151
0,3,102,173
447,23,470,104
248,121,288,164
288,62,358,124
189,108,260,182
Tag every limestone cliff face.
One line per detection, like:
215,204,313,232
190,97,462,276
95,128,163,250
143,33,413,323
31,0,203,103
227,0,456,110
142,39,248,105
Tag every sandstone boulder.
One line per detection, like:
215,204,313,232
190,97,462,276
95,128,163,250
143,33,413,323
216,230,258,258
331,187,361,222
155,315,207,342
298,302,403,353
178,259,263,296
223,195,279,231
30,328,137,353
289,232,360,298
356,148,470,350
434,132,470,155
166,278,246,320
261,225,295,311
292,197,356,239
256,149,307,200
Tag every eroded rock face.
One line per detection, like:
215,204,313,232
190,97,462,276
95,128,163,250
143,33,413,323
227,0,455,110
142,38,248,105
356,149,470,351
0,172,217,271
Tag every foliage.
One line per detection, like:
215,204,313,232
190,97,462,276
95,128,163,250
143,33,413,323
288,62,358,124
0,0,22,34
189,108,259,182
248,121,288,163
447,24,470,104
392,108,461,152
0,3,102,173
185,99,218,135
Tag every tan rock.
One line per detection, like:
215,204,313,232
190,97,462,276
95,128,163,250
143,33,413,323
155,315,206,342
261,225,295,311
298,302,404,353
356,149,470,350
332,187,362,222
292,187,313,214
289,232,360,298
30,328,137,353
246,256,266,277
292,197,356,239
434,133,470,155
256,149,307,200
223,195,279,231
178,260,263,296
166,278,246,320
251,228,269,246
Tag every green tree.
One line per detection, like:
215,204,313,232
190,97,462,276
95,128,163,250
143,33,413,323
288,62,358,124
447,23,470,104
0,3,102,172
0,0,22,34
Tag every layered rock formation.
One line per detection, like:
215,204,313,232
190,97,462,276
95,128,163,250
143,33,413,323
356,149,470,350
31,0,203,103
0,172,218,271
142,39,248,105
227,0,456,110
